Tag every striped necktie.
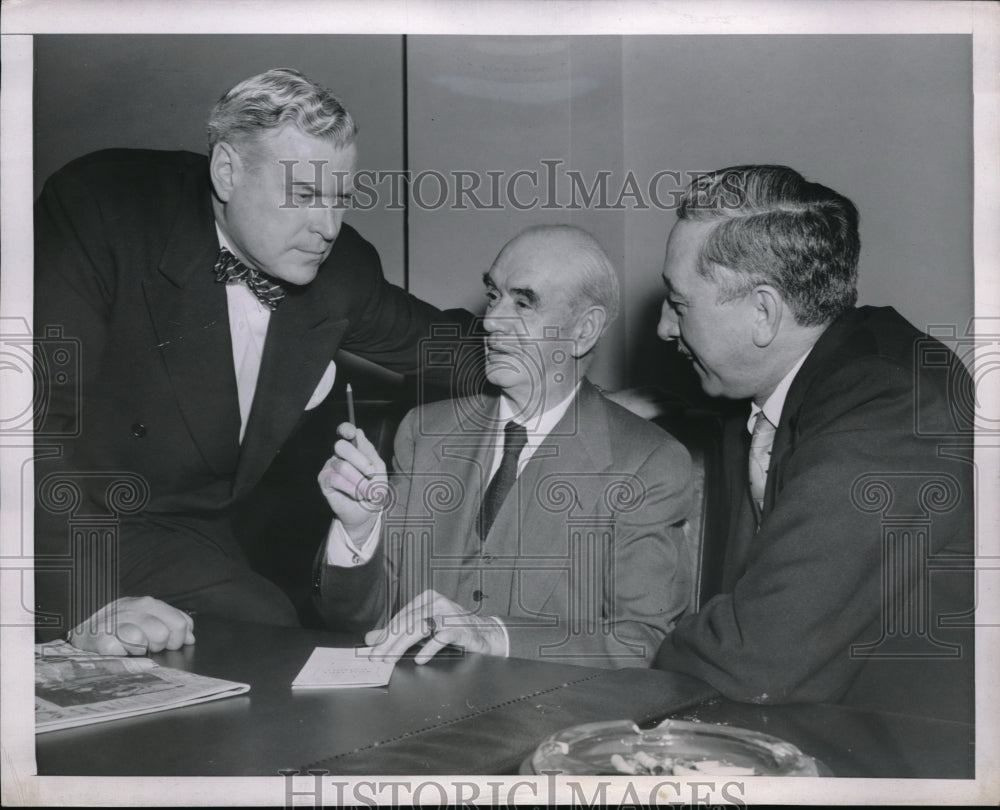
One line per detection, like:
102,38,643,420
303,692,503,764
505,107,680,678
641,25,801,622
749,411,777,512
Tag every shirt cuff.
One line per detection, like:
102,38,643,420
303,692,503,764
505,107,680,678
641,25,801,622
488,616,510,657
324,516,381,567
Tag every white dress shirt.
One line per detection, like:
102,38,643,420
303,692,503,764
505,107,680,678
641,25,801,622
217,226,272,444
216,225,337,442
746,350,813,435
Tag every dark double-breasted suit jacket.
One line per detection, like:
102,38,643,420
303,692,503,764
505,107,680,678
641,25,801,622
654,306,975,722
316,380,696,668
33,148,465,636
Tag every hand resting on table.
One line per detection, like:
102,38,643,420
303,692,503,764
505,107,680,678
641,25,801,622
67,595,196,656
366,589,507,665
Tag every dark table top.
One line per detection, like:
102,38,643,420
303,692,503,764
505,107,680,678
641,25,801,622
35,615,974,778
35,615,716,776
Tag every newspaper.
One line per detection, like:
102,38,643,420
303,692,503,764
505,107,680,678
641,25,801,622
35,640,250,733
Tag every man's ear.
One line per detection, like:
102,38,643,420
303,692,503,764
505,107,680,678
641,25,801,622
209,142,240,202
750,284,783,348
571,306,607,357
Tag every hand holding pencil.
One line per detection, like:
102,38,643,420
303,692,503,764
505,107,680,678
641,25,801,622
317,384,389,544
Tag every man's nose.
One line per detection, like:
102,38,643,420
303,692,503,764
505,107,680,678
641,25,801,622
311,205,343,242
657,299,679,341
483,302,522,336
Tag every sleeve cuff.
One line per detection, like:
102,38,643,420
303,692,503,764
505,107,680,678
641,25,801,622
489,616,510,657
324,516,382,567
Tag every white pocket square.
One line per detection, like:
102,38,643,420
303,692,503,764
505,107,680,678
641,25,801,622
305,360,337,410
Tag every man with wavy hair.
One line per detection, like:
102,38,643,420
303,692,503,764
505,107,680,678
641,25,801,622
34,69,467,653
652,165,974,722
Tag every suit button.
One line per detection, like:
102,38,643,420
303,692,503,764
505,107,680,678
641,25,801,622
130,423,147,438
482,555,494,565
473,590,484,602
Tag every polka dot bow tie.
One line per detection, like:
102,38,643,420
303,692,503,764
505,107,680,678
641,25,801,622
214,247,286,310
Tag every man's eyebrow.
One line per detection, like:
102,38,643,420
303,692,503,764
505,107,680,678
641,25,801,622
510,286,539,305
482,272,496,287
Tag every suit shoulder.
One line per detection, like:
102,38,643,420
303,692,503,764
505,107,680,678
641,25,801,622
600,396,692,467
404,397,470,431
39,150,208,217
45,149,206,186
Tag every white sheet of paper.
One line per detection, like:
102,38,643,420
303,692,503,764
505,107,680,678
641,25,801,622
291,647,394,689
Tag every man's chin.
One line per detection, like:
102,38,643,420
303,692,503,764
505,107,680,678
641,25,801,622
268,263,321,287
485,367,527,391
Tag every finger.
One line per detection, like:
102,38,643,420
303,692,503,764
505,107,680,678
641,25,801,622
337,423,380,458
333,437,383,480
87,631,129,656
159,612,193,650
368,608,430,661
368,626,423,662
135,602,194,650
131,614,171,652
364,627,389,647
414,634,449,665
114,622,151,656
321,466,376,507
320,456,368,491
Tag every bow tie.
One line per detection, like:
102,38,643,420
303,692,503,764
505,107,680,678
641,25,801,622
214,247,286,310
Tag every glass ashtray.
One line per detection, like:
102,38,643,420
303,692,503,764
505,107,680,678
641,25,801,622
526,718,826,776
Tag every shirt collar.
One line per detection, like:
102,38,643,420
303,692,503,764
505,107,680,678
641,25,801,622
498,382,581,442
215,222,231,252
747,349,813,433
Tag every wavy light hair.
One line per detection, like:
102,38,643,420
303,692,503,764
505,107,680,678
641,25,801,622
207,68,357,163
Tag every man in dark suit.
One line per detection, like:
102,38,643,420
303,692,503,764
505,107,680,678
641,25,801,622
652,165,974,722
314,225,695,668
33,68,469,654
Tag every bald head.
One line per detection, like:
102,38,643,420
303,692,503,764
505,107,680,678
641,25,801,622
494,225,620,325
482,225,619,411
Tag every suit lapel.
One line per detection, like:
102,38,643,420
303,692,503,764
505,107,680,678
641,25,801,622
143,170,241,477
721,312,856,585
719,410,756,590
501,382,612,612
764,310,857,513
434,398,498,550
233,288,349,497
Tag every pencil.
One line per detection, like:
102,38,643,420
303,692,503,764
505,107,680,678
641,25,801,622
346,383,357,446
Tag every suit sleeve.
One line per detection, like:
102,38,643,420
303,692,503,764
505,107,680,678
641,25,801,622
336,239,478,387
505,437,695,668
33,166,119,637
655,356,974,703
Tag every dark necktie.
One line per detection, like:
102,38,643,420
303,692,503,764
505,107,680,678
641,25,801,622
214,247,286,310
478,421,528,540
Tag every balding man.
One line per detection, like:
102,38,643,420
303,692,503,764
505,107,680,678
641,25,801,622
314,225,695,668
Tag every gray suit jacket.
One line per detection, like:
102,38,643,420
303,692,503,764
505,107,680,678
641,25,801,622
317,380,695,668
